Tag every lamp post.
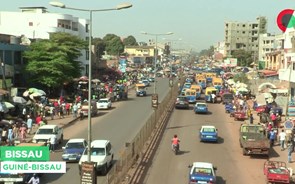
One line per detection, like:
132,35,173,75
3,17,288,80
50,1,132,162
141,32,173,94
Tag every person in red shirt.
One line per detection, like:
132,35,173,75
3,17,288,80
35,114,42,126
65,103,71,116
171,134,180,151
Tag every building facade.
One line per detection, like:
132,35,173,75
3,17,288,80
0,7,89,75
224,16,267,57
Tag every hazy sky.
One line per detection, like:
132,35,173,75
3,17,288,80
2,0,295,51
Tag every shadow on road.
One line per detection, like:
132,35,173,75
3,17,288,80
217,176,227,184
268,146,280,158
166,124,197,130
177,150,190,155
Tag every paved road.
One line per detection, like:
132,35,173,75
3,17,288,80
143,98,290,184
41,78,170,184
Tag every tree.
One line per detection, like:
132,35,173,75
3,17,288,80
198,45,214,58
93,38,106,59
103,34,124,56
123,36,138,46
231,50,252,67
24,32,87,89
233,73,249,84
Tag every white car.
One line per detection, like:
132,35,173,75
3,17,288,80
79,140,114,175
96,98,112,110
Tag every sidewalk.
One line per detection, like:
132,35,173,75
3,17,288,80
24,83,136,143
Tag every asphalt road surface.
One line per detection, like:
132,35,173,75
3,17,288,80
41,78,170,184
143,98,272,184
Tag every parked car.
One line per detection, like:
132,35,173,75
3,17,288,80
79,140,114,175
62,138,87,162
199,125,218,142
148,77,155,82
79,100,99,118
96,98,112,110
175,96,189,109
222,93,234,104
194,102,208,114
188,162,217,184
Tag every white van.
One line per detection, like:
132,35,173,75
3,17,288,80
79,140,113,175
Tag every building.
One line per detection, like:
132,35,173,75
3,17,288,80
224,16,267,57
0,7,89,75
0,34,28,88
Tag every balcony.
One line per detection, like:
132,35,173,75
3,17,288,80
279,68,295,83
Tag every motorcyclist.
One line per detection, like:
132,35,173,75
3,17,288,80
171,134,180,151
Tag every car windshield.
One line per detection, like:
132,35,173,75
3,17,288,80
177,97,186,101
197,104,206,107
203,128,216,132
193,167,213,176
99,100,108,103
66,142,85,149
84,148,105,156
36,128,53,134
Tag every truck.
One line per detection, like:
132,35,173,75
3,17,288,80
0,143,45,184
239,124,270,156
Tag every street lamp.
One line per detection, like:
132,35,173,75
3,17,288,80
141,31,173,94
50,1,132,162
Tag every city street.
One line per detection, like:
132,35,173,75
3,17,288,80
143,99,291,184
40,78,170,183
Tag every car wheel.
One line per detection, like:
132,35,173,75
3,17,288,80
59,135,63,144
101,163,108,176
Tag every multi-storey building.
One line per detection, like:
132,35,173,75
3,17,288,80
0,7,90,75
224,16,267,57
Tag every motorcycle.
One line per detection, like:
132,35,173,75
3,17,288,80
172,144,179,155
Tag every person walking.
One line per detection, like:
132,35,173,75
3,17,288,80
249,113,254,124
73,103,78,118
12,124,19,140
7,126,13,146
269,129,276,147
279,129,287,151
49,134,56,152
19,124,27,143
288,141,294,163
26,115,33,134
28,174,40,184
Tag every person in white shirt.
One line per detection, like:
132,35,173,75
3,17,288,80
28,174,40,184
278,129,287,151
49,134,57,152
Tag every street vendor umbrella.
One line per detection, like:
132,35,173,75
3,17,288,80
91,79,101,83
28,88,39,93
30,92,43,97
13,96,27,104
236,83,248,89
37,89,46,96
227,79,235,85
237,87,248,92
3,102,14,109
23,90,30,97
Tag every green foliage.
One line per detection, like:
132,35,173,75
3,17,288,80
103,34,124,56
231,50,252,67
93,38,106,59
123,36,138,46
198,45,214,57
24,32,86,88
233,73,249,84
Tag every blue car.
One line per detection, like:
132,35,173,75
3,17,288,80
194,102,208,114
62,138,87,162
199,125,218,142
188,162,217,184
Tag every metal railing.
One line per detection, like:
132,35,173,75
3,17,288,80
101,78,182,184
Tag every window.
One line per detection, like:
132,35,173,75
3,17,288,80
293,63,295,70
242,31,245,34
242,24,245,27
86,24,89,33
29,22,33,26
86,50,89,60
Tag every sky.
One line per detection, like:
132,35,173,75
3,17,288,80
1,0,295,51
